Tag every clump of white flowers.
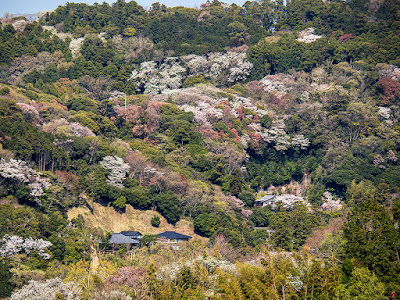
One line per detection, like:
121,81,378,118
378,106,391,119
157,255,237,281
274,195,311,210
10,278,81,300
248,120,310,151
129,52,253,94
100,156,130,188
129,57,186,94
69,37,85,58
182,52,253,84
0,235,52,259
296,27,322,43
0,158,51,204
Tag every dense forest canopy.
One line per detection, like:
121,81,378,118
0,0,399,298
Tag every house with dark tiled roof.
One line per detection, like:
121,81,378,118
158,231,192,243
255,194,276,207
109,233,139,246
120,231,142,239
108,231,142,251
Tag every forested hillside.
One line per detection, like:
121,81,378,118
0,0,399,299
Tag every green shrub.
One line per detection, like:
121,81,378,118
0,87,10,96
151,215,160,227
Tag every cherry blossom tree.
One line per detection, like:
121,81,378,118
16,103,42,125
100,156,130,188
42,118,95,137
182,52,253,85
10,278,81,300
129,58,186,94
129,52,253,93
0,235,52,259
0,158,51,204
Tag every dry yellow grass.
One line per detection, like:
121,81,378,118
67,202,207,241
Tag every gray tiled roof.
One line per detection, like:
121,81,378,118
120,231,142,237
255,195,276,202
109,233,140,245
158,231,192,240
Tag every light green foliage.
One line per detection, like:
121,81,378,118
337,267,386,300
182,75,207,88
1,0,400,297
0,205,51,238
123,27,136,37
0,87,10,95
70,111,117,137
113,195,126,209
346,180,377,206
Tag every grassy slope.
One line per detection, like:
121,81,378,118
67,202,207,241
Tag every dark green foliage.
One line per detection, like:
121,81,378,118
0,259,14,297
67,97,99,113
307,184,325,206
124,186,151,209
151,215,160,227
154,191,180,224
246,154,306,190
80,37,113,67
85,166,110,201
342,258,353,284
393,198,400,224
177,266,198,290
169,119,201,145
194,212,219,237
245,229,269,247
259,114,272,129
250,207,273,227
270,204,320,251
159,106,201,146
343,199,400,283
194,211,247,247
238,191,255,207
48,235,66,261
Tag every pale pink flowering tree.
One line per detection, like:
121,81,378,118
373,154,386,168
16,103,42,125
386,150,398,162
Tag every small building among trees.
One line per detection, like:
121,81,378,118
255,195,276,207
120,231,142,239
158,231,192,243
109,232,141,250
